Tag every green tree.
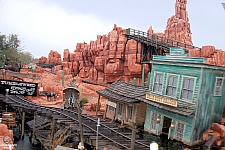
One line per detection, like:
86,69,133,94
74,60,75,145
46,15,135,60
0,33,36,67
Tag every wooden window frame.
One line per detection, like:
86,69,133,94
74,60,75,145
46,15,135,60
150,111,157,131
175,122,185,140
180,77,195,102
128,106,133,121
166,75,179,97
117,103,123,116
214,77,224,96
108,105,114,112
153,72,164,93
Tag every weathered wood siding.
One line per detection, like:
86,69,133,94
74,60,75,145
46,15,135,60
192,68,225,143
144,105,151,132
144,104,193,143
150,64,201,103
136,102,147,127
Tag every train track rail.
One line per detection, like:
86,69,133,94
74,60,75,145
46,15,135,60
0,94,150,150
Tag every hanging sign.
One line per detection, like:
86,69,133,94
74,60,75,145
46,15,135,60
146,93,178,107
0,79,38,96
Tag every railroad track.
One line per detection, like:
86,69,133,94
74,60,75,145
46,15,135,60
0,94,150,150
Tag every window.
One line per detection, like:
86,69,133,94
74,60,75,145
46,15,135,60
150,112,157,131
128,106,133,120
176,122,185,140
153,73,164,93
166,75,178,97
108,106,114,112
214,78,223,96
181,77,194,100
118,103,123,116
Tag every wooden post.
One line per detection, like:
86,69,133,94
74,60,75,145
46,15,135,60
125,105,128,122
96,94,100,116
131,128,136,150
77,99,84,149
103,105,108,120
21,112,25,139
32,111,37,145
51,118,56,150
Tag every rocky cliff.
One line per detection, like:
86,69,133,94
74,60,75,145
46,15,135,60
38,0,225,86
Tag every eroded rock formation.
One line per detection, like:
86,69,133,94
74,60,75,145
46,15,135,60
165,0,192,45
38,0,225,86
51,24,150,85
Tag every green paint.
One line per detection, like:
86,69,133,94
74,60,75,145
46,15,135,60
148,72,150,87
133,78,136,85
142,67,145,86
62,67,64,86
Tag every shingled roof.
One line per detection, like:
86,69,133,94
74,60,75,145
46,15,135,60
96,80,149,103
137,95,196,117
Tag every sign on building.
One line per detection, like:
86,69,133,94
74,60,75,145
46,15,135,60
146,93,178,107
0,79,38,96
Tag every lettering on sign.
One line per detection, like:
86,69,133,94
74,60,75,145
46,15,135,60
145,93,178,107
0,79,38,96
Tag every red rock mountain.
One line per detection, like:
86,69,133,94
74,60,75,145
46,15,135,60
38,0,225,86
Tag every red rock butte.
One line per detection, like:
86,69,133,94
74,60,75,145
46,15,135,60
39,0,225,86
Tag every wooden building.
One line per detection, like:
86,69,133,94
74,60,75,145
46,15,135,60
141,48,225,146
96,80,148,128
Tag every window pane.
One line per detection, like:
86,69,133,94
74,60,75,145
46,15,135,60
173,77,178,86
217,78,222,86
189,79,194,90
183,79,189,89
182,90,188,99
168,76,173,85
158,85,162,92
172,87,176,96
215,87,221,92
159,74,163,84
187,91,193,100
168,87,172,95
156,74,160,82
154,84,158,91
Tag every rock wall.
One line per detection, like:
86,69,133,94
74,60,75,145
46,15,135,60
53,24,150,85
38,50,61,64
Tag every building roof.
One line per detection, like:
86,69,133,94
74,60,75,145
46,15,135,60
96,80,149,104
137,94,196,117
97,80,195,117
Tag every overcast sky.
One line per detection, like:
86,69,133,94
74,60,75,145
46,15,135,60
0,0,224,58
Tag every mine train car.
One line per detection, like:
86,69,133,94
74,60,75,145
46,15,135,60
62,87,80,109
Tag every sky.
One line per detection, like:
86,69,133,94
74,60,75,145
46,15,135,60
0,0,224,58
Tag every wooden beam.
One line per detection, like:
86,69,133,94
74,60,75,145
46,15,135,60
96,94,100,116
21,111,25,139
32,111,37,145
51,118,56,150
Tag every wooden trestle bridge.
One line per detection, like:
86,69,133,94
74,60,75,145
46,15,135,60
125,28,201,62
0,94,151,150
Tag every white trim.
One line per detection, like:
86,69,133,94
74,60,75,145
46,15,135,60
165,73,180,98
152,71,165,94
214,77,224,96
179,75,197,103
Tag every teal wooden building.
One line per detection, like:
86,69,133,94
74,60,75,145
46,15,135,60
141,48,225,145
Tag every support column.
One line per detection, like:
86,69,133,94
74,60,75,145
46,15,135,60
125,105,128,122
32,111,37,145
131,128,136,150
51,118,56,150
21,112,25,139
103,105,108,120
77,99,84,149
96,94,100,116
